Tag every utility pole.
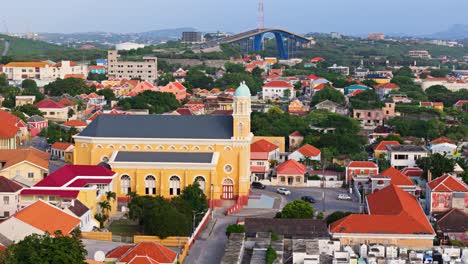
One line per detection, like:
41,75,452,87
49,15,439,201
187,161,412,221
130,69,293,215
257,0,264,29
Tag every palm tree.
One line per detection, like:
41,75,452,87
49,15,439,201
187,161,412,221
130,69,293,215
106,191,116,202
98,200,111,215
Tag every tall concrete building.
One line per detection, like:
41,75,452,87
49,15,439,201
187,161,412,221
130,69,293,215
107,50,158,84
181,32,203,43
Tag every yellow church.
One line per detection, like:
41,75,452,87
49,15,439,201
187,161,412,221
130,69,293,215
73,83,253,207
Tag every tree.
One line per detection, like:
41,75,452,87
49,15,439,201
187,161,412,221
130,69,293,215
361,79,378,87
311,87,345,106
180,182,208,213
325,211,353,225
184,69,214,89
252,67,264,77
225,224,245,237
44,78,95,96
87,73,107,82
15,104,43,117
67,109,75,119
224,62,245,73
350,89,384,109
96,88,116,102
416,153,456,180
279,200,314,218
118,91,180,114
0,73,8,87
158,72,175,86
0,232,87,264
283,89,291,98
393,66,414,78
21,79,37,90
106,191,116,201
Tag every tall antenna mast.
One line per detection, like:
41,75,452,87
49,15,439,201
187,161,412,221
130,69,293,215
257,0,264,29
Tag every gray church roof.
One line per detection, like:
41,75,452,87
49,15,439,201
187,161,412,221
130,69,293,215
113,151,214,163
78,114,234,139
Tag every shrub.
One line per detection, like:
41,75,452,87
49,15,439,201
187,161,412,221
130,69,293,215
266,245,277,264
225,224,245,237
308,175,321,181
317,212,324,219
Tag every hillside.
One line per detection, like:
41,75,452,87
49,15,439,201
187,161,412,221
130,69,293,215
426,24,468,40
0,34,106,62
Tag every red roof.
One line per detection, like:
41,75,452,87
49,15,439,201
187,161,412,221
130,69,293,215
0,176,23,192
250,166,266,173
348,89,365,97
289,130,303,137
379,167,414,186
63,120,88,127
330,185,434,235
430,136,454,145
314,83,326,91
296,144,321,157
175,108,193,116
263,80,293,88
374,83,399,89
20,189,79,198
454,100,468,107
307,74,319,80
106,242,177,263
373,140,400,151
311,57,325,62
251,139,278,153
34,165,115,188
0,110,19,139
277,160,307,175
400,167,423,177
427,175,468,192
347,161,378,169
35,99,66,109
171,81,186,91
51,142,73,150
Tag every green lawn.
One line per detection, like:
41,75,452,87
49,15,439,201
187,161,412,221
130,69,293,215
108,219,142,237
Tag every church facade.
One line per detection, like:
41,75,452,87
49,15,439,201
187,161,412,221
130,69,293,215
73,83,253,206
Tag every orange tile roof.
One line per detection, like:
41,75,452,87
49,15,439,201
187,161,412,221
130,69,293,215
63,120,88,127
373,140,400,151
347,161,378,168
107,242,177,263
128,256,159,264
374,83,399,89
330,185,434,235
55,61,77,67
379,167,414,186
263,80,293,88
297,144,321,157
277,159,307,175
289,130,303,137
0,110,19,139
251,139,278,153
427,175,468,192
58,98,76,106
430,136,454,145
51,142,73,151
0,148,49,170
5,62,53,68
14,200,80,235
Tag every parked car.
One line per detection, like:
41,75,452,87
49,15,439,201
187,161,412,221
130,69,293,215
337,193,351,200
277,188,291,195
251,181,266,189
301,195,316,203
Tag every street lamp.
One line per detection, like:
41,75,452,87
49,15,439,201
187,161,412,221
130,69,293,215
192,210,205,234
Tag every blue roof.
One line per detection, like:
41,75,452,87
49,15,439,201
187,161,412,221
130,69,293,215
234,82,251,97
345,84,369,95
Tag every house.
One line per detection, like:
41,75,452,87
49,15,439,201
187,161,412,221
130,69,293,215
62,120,88,131
310,57,325,64
314,100,340,113
344,84,369,95
262,80,294,100
64,199,93,232
389,94,412,103
184,100,205,115
73,83,254,208
454,100,468,111
0,176,23,218
353,103,395,130
374,83,399,99
105,242,177,264
35,99,69,122
89,65,106,74
159,81,187,101
173,68,187,81
0,110,22,149
386,145,429,169
15,95,35,106
20,165,117,216
420,101,444,111
79,93,106,110
125,81,158,97
288,99,309,114
373,140,400,159
0,148,49,185
27,115,48,137
345,161,378,184
426,174,468,214
288,144,321,163
3,61,87,85
50,142,74,161
329,185,435,249
429,137,457,156
433,208,468,245
274,159,307,187
371,167,417,195
250,139,280,181
288,131,304,151
0,200,80,245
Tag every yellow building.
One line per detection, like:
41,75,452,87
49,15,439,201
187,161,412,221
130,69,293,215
0,148,49,186
73,83,253,206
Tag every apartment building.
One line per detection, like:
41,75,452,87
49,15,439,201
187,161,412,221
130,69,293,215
408,50,431,59
107,50,158,84
3,61,88,84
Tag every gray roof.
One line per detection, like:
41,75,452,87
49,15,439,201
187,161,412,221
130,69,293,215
386,145,428,152
27,115,45,122
114,151,214,163
245,218,328,238
78,115,233,139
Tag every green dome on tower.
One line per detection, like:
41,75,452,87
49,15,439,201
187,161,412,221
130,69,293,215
234,81,251,97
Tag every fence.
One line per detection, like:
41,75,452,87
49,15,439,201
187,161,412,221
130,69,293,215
188,209,211,247
306,180,344,188
81,232,112,241
133,235,189,247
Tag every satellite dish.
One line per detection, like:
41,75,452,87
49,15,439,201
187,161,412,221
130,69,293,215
94,251,105,261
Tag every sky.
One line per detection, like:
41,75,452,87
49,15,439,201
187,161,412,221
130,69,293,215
2,0,468,35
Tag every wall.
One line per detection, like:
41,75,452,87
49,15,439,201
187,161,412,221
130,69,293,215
4,162,47,183
0,192,20,217
81,232,112,241
338,237,433,250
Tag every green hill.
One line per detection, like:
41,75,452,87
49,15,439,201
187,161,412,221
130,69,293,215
0,34,106,62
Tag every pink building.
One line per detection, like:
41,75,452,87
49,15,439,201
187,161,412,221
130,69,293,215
159,82,187,101
353,103,395,129
426,174,468,215
27,115,48,137
345,161,379,184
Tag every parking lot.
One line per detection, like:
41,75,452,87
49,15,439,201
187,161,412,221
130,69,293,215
254,186,361,214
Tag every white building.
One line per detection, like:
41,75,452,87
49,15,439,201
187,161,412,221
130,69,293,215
0,176,22,218
429,137,457,156
64,199,94,232
408,50,431,59
421,78,468,92
386,145,429,169
262,80,294,100
328,64,350,75
116,42,146,51
107,50,158,84
35,99,69,122
3,61,88,84
288,144,321,162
